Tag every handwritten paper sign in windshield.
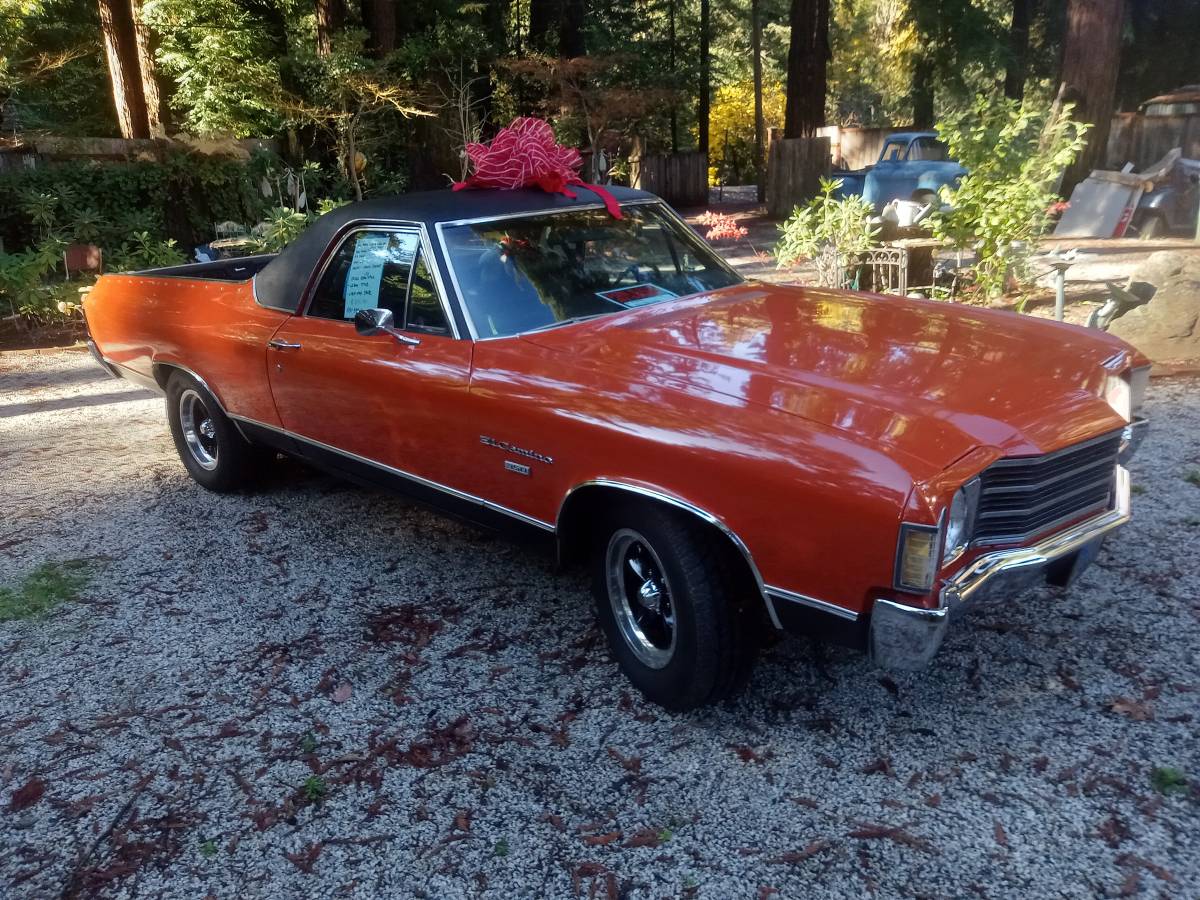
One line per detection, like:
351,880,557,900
342,233,392,317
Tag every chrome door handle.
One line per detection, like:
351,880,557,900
268,339,302,350
391,332,421,346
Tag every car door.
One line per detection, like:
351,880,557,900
865,138,907,208
266,226,476,488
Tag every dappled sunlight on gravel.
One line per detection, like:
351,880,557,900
1,348,1198,898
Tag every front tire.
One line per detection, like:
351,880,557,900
592,503,758,710
165,371,258,492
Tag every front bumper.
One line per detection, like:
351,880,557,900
869,465,1132,670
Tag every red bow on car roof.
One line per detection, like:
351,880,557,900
452,117,623,219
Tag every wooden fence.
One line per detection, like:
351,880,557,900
766,136,831,218
816,125,899,170
1106,112,1200,170
630,150,708,207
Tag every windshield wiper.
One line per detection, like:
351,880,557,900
521,312,614,334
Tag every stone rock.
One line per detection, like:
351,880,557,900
1108,251,1200,373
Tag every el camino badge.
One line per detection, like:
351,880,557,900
597,283,678,307
480,435,553,465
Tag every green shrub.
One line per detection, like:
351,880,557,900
931,97,1089,298
109,232,187,272
776,177,879,286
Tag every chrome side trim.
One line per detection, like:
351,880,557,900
556,478,785,629
298,222,462,340
765,585,859,622
113,356,250,440
226,414,555,532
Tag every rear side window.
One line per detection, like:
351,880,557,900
308,230,450,334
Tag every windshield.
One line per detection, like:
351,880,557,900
440,203,742,338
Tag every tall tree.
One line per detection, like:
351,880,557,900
668,0,678,152
1057,0,1125,194
910,0,937,127
360,0,396,58
1003,0,1032,100
560,0,585,57
783,0,830,138
130,0,165,136
699,0,710,155
529,0,557,53
751,0,764,200
315,0,343,57
97,0,149,138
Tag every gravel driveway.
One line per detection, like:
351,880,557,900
2,348,1198,899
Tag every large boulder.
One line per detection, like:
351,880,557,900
1108,251,1200,373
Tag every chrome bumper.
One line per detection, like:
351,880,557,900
86,339,121,378
870,465,1132,670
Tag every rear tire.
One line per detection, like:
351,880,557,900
591,501,758,710
165,371,258,492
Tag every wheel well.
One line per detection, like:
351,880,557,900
152,363,174,391
556,484,768,617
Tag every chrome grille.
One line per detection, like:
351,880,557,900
974,430,1122,544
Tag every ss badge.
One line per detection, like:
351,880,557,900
504,460,531,477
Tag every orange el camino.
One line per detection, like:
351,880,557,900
82,186,1150,709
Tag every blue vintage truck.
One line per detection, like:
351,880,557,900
833,131,967,211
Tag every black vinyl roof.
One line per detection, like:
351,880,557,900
253,185,657,312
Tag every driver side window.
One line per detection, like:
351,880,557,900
308,229,450,335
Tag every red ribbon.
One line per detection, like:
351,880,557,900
452,117,623,219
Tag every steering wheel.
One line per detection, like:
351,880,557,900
613,263,663,287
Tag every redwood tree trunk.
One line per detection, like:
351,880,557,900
528,0,556,54
1058,0,1125,194
560,0,585,57
98,0,150,139
911,55,934,128
668,0,678,152
699,0,710,155
360,0,396,58
315,0,343,56
130,0,165,136
1004,0,1033,101
751,0,765,201
783,0,829,138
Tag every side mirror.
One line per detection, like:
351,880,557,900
354,307,394,336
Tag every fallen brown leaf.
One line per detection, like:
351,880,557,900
1109,697,1153,721
8,778,45,812
284,841,322,873
623,827,661,849
583,830,622,846
767,839,831,864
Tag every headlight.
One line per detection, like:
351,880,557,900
1103,365,1150,423
894,523,942,594
1129,365,1149,420
943,480,980,565
1103,373,1131,421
